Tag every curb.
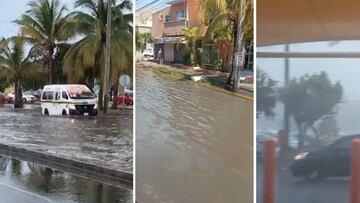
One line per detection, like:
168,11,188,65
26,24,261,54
146,66,253,101
0,143,133,190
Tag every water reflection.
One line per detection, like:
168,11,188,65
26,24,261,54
0,107,133,172
0,155,132,203
136,69,253,202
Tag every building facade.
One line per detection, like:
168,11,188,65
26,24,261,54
152,0,201,63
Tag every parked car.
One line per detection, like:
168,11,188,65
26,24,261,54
115,90,133,105
291,134,360,182
7,93,36,103
142,49,154,60
0,93,8,104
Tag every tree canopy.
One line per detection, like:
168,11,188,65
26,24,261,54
256,68,277,118
279,71,343,148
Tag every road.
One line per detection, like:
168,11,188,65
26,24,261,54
136,69,253,203
256,161,350,203
0,105,133,172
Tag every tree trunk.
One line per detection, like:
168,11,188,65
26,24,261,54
48,46,54,84
14,78,23,108
98,82,103,112
111,73,120,109
233,0,247,92
226,22,238,85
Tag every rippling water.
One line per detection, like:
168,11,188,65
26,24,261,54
0,155,132,203
0,107,133,173
136,69,253,202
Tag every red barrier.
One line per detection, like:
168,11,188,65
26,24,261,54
351,139,360,203
264,139,277,203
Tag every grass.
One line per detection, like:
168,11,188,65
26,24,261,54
147,65,253,100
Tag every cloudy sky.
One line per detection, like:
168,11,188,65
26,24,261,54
0,0,77,38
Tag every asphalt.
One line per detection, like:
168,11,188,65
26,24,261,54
257,161,350,203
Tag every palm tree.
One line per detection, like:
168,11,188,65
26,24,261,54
182,27,199,66
63,0,133,111
200,0,253,91
0,38,38,108
15,0,73,84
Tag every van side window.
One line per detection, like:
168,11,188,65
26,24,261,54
42,91,54,100
55,92,61,100
62,91,68,100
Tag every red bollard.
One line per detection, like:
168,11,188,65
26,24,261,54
264,139,277,203
351,139,360,203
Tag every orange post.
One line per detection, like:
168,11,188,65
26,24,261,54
351,139,360,203
264,139,276,203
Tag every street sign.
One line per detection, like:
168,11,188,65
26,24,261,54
119,74,131,87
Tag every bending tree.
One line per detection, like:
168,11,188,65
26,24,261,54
0,38,38,108
15,0,73,84
256,68,277,118
279,71,343,149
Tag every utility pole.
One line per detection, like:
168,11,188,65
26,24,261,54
102,0,112,113
283,44,290,149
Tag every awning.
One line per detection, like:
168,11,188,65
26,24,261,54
154,37,184,44
257,0,360,46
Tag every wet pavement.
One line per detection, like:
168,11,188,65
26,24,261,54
0,105,133,173
136,69,253,202
256,162,349,203
0,155,132,203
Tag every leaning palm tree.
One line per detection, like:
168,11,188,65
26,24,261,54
0,38,38,108
200,0,253,91
63,0,133,111
15,0,73,84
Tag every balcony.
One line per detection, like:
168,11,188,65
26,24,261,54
163,19,186,36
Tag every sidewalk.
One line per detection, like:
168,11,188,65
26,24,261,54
137,61,254,98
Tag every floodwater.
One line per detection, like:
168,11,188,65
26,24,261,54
136,69,253,202
0,106,133,173
0,155,132,203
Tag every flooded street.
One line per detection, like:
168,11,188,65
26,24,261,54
0,155,132,203
0,106,133,173
136,69,253,202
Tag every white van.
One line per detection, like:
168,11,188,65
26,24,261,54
41,84,98,116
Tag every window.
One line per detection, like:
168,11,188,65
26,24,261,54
334,138,354,150
176,10,185,19
55,92,61,100
62,91,69,100
165,15,172,22
42,91,54,100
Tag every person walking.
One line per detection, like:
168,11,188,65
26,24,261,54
158,49,163,64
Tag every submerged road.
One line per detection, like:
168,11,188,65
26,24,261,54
0,106,133,173
136,69,253,202
256,162,350,203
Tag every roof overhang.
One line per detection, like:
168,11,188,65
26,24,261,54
257,0,360,47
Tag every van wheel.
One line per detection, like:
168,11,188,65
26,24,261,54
22,98,26,103
62,109,67,116
44,109,49,116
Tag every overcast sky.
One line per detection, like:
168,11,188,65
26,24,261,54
0,0,76,38
258,41,360,101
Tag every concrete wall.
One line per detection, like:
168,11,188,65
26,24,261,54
186,0,201,27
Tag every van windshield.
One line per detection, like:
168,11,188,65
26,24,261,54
66,86,96,99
